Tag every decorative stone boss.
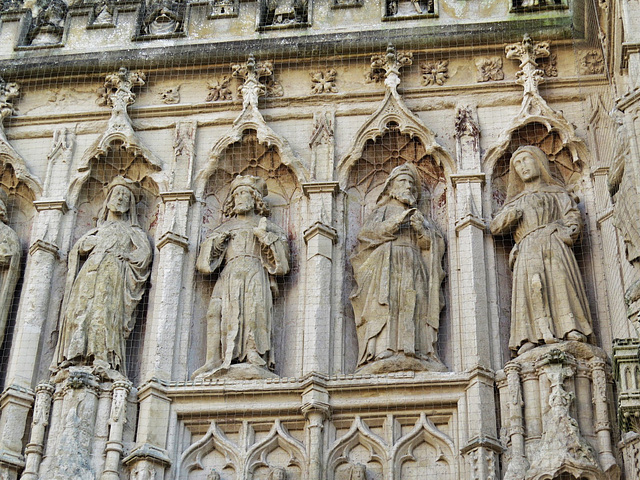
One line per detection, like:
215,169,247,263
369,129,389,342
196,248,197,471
194,175,290,380
52,177,152,377
490,146,593,356
350,163,446,374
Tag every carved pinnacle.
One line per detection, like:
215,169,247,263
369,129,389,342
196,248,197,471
370,44,413,91
505,35,550,96
102,67,146,109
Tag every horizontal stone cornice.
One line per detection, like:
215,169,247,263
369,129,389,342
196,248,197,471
32,199,68,213
302,181,340,196
159,191,195,204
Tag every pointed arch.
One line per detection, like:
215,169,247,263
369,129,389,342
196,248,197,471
177,421,242,479
0,130,42,201
244,420,307,478
67,126,166,208
194,104,310,199
391,413,457,478
336,89,455,190
484,92,591,193
326,416,388,480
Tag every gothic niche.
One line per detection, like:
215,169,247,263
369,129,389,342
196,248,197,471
67,142,160,383
385,0,434,19
195,129,302,379
489,122,588,358
344,123,447,374
209,0,238,17
259,0,308,28
26,0,68,46
140,0,186,36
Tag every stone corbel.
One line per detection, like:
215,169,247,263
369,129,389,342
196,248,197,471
304,222,337,261
613,338,640,432
460,436,503,480
28,239,59,258
156,231,189,251
301,181,339,196
159,190,195,204
32,199,68,213
0,385,35,472
122,443,172,475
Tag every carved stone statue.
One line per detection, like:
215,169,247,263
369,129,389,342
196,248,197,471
0,190,20,345
350,163,446,374
347,463,366,480
490,146,592,356
29,0,68,46
52,177,152,376
265,0,307,25
608,113,640,306
142,0,184,35
267,467,287,480
193,175,290,379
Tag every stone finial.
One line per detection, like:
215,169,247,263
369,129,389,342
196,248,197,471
454,105,479,140
100,67,146,108
232,55,280,109
0,78,19,124
505,34,550,96
368,44,413,91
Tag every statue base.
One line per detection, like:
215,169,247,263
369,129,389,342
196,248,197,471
356,353,447,375
194,362,279,381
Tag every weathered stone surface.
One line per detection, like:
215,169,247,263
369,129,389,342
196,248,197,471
490,146,593,356
350,163,446,373
193,175,290,380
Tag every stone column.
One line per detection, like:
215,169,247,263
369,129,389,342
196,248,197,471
141,121,196,382
503,363,528,480
301,182,338,376
590,357,619,475
20,383,54,480
123,380,172,480
620,0,640,89
301,381,330,480
101,380,133,480
0,128,74,480
451,105,493,370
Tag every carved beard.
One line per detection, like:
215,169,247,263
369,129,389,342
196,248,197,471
389,188,417,207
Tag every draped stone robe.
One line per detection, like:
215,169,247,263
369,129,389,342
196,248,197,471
350,203,445,367
197,216,289,369
490,185,592,351
54,220,152,373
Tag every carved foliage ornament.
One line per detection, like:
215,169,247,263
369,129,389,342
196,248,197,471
310,69,338,94
475,57,504,82
0,78,19,123
366,45,413,89
421,60,449,86
206,76,233,102
579,50,605,75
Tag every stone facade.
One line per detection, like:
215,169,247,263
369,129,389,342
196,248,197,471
0,0,637,479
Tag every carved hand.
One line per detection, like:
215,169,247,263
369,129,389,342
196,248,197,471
81,235,98,253
410,210,427,235
555,224,577,246
393,208,416,232
253,217,269,243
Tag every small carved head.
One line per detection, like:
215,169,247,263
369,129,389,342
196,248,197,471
267,467,287,480
206,469,221,480
222,175,270,217
348,463,367,480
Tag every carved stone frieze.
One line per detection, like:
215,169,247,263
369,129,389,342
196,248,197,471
260,0,308,27
420,59,449,86
232,56,283,106
310,69,337,94
475,57,504,82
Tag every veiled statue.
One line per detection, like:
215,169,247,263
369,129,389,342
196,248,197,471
52,177,152,375
490,146,592,355
350,163,446,374
608,115,640,305
193,175,290,379
0,190,21,343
